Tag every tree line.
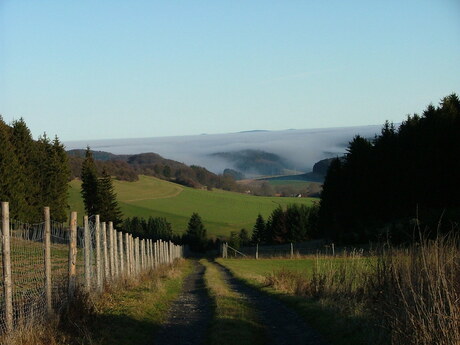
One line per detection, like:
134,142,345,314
250,204,319,245
318,94,460,243
0,117,69,222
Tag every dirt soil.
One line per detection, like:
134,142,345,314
153,262,212,345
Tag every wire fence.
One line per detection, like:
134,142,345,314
221,240,367,259
0,202,183,335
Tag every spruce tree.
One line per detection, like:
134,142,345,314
0,117,27,219
251,214,266,244
81,147,100,216
11,118,40,221
49,136,70,221
185,212,207,251
97,168,123,227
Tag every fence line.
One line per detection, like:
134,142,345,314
0,201,184,335
220,240,358,259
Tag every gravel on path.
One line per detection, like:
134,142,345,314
152,261,212,345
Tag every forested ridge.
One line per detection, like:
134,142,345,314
0,117,69,222
68,150,241,192
318,93,460,243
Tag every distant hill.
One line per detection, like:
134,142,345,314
211,149,293,176
67,149,241,192
264,157,344,184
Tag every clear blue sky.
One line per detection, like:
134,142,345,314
1,0,459,141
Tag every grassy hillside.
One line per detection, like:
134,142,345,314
68,175,318,237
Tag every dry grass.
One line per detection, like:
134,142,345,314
263,233,460,345
377,234,460,345
1,259,188,345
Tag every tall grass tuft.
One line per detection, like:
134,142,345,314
377,233,460,345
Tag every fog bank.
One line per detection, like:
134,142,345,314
65,125,382,174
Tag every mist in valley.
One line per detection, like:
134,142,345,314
65,125,382,175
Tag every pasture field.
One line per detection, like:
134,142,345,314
216,258,316,285
265,180,315,188
68,175,318,236
218,257,382,345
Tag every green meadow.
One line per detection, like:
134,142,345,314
68,175,318,237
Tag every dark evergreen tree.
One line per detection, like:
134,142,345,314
97,168,123,227
81,147,100,216
266,206,287,243
285,204,309,242
185,212,207,251
238,228,250,247
49,136,71,221
146,216,173,240
0,117,27,219
251,214,266,244
10,118,40,221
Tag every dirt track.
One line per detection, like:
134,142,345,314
153,262,212,345
153,260,327,345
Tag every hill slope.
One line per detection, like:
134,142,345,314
69,175,317,237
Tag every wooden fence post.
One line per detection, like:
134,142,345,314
158,240,161,265
136,237,141,274
140,239,144,270
290,242,294,259
118,231,124,275
255,243,259,260
109,222,115,279
146,239,150,268
95,215,102,292
154,241,158,268
125,232,130,276
2,202,13,332
44,207,52,315
114,229,119,278
102,222,109,282
84,216,91,290
68,211,77,299
152,240,155,268
134,237,138,274
130,235,134,275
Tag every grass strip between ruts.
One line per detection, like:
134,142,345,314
200,259,266,345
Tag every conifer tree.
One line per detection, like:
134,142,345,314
11,118,40,221
0,117,26,219
81,147,100,216
98,168,123,227
251,214,266,244
49,136,70,221
185,212,207,251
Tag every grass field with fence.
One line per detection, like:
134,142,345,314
0,201,183,339
218,235,460,345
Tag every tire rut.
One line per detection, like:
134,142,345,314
153,261,212,345
214,261,328,345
